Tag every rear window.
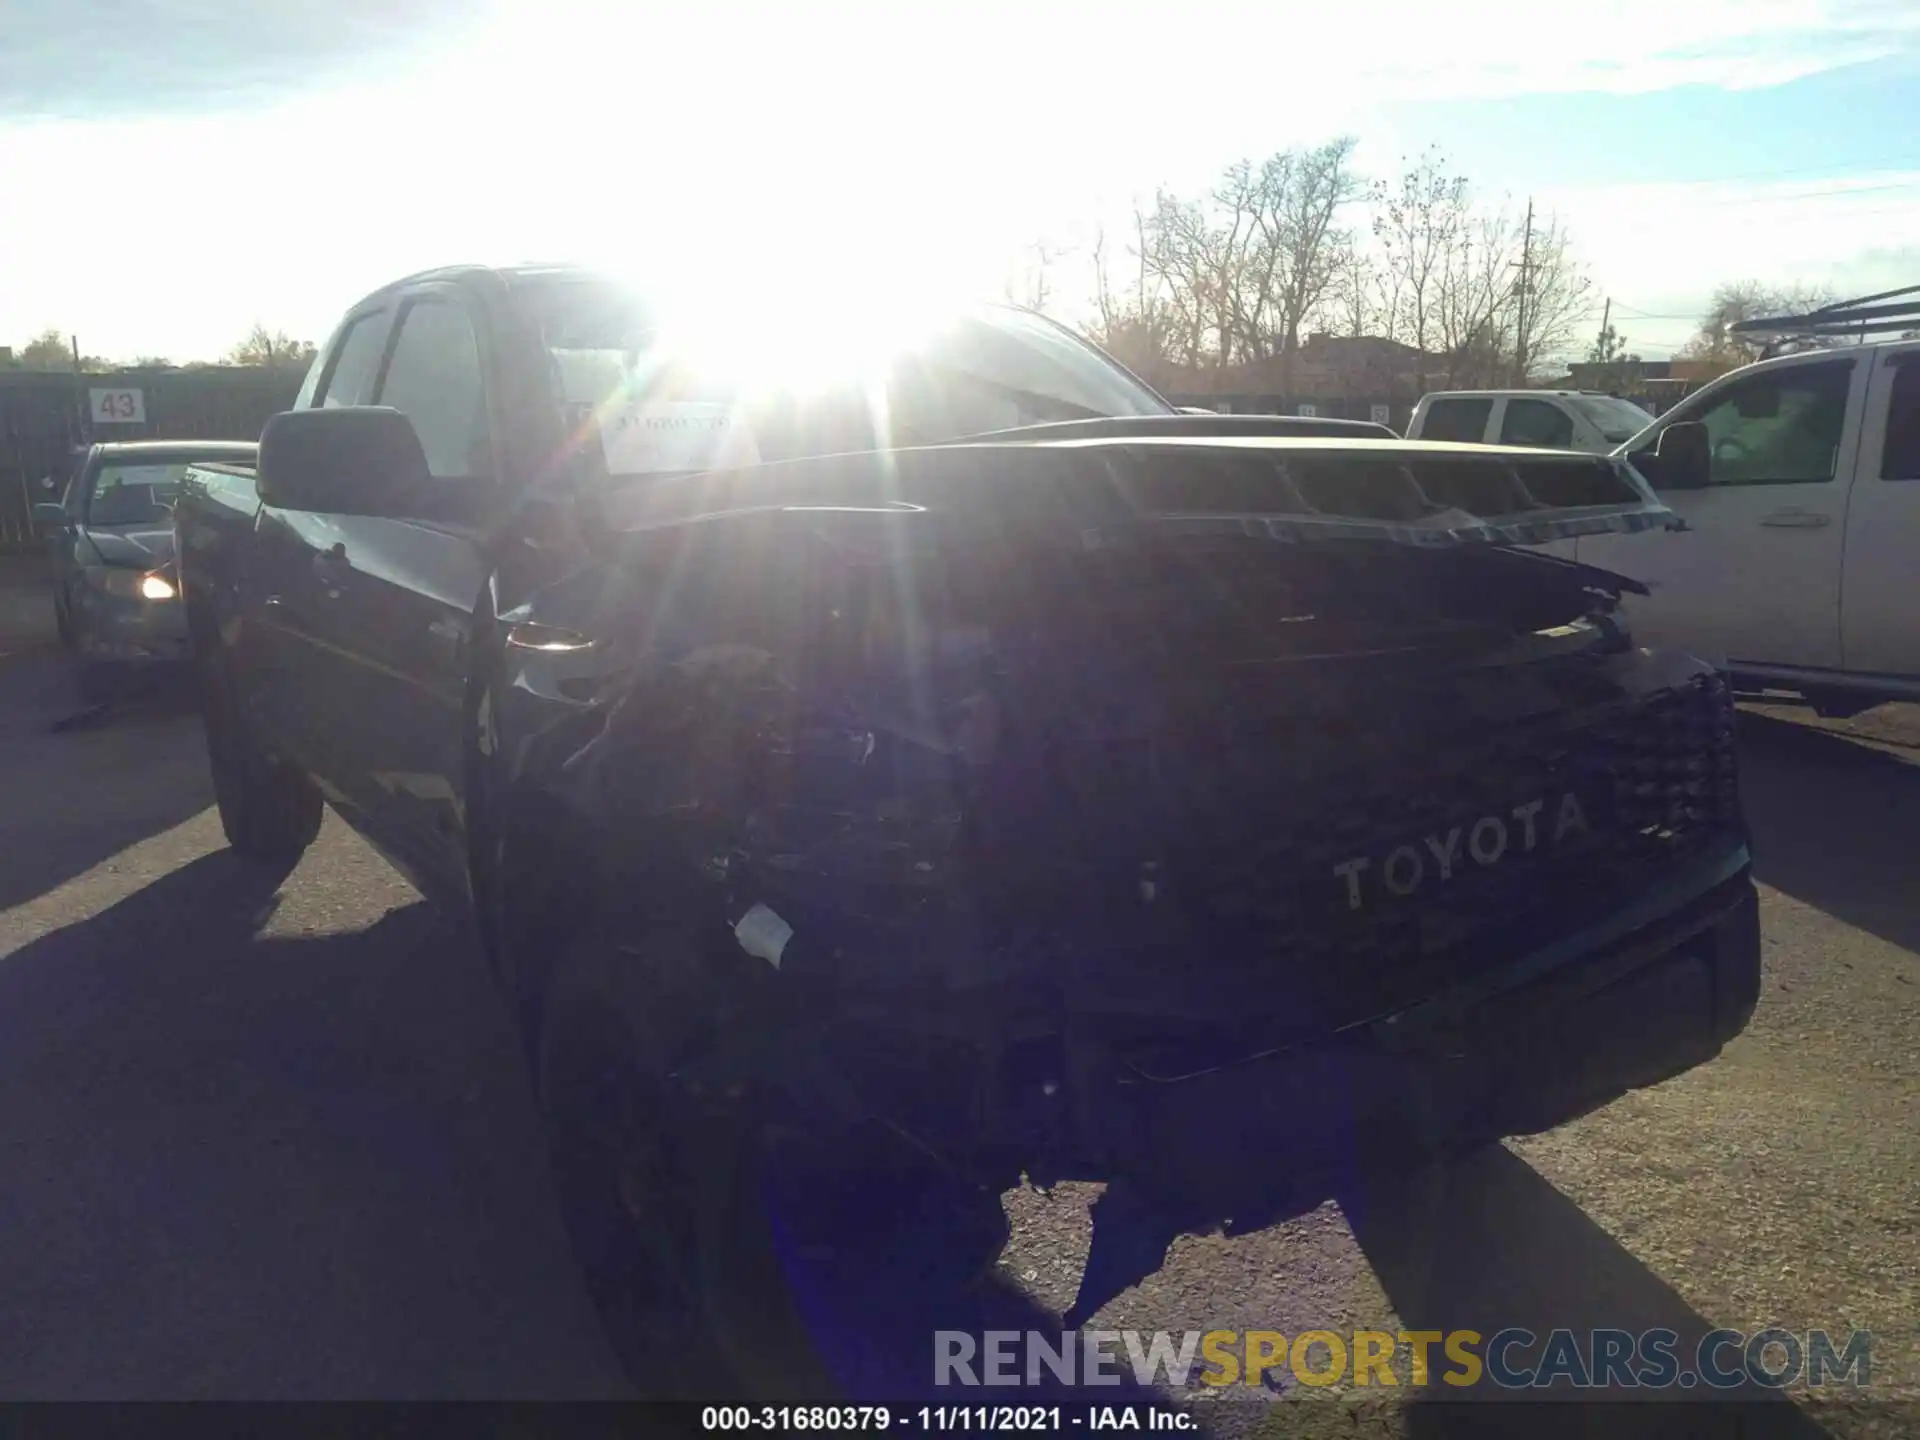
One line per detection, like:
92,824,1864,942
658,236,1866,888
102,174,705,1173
1418,398,1493,443
86,462,190,526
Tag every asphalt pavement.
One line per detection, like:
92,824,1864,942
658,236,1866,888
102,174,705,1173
0,564,1912,1429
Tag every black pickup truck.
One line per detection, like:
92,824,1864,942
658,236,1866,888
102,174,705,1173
174,264,1759,1395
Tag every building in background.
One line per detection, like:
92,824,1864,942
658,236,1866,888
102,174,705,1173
1137,333,1449,431
1556,357,1739,413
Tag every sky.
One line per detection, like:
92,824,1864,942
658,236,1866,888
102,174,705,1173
1,0,1917,364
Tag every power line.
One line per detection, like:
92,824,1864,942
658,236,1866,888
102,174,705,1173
1677,177,1920,206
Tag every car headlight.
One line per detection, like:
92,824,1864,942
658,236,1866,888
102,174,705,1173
83,566,176,601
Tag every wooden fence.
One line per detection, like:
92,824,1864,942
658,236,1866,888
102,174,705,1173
0,368,301,551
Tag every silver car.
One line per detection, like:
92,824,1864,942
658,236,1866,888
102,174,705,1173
36,440,256,701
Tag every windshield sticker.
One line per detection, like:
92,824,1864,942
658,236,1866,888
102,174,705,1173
600,400,761,476
98,465,187,490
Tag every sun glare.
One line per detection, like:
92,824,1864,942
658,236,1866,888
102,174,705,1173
646,285,952,396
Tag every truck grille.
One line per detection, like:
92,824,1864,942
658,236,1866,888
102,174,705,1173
1183,671,1741,1036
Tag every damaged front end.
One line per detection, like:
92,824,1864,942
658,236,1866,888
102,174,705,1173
493,438,1752,1320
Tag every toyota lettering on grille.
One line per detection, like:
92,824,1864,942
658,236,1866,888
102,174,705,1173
1332,791,1592,912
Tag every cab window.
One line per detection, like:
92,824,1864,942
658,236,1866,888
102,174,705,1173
1881,358,1920,480
374,299,493,481
1691,362,1852,486
1420,398,1492,443
316,312,391,409
1499,398,1575,449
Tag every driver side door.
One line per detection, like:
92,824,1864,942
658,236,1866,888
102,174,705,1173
1578,356,1865,672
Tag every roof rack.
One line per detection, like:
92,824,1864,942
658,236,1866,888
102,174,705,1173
1730,284,1920,344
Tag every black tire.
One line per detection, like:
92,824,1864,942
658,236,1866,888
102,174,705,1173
194,631,323,860
1807,688,1880,720
535,930,838,1401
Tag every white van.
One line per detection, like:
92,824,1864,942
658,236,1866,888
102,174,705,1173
1407,389,1655,454
1572,340,1920,714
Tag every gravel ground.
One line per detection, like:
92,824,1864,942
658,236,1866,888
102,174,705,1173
0,561,1912,1431
990,702,1920,1433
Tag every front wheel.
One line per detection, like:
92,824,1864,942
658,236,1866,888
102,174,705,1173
194,629,323,860
535,929,839,1400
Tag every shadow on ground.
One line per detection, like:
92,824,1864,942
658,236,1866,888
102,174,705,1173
0,653,210,911
0,850,626,1399
0,838,1181,1411
1343,1147,1831,1438
1737,710,1920,956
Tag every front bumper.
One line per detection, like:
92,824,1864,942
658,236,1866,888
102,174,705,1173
72,590,189,664
1093,845,1761,1220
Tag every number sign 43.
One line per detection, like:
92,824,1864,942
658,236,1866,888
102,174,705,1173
89,388,146,424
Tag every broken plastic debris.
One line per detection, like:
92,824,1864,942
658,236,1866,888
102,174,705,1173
734,903,794,968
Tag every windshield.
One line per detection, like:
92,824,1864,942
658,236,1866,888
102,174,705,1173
522,280,1172,478
86,462,189,526
1569,394,1654,443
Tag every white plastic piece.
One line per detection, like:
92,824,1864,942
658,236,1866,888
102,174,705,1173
734,903,794,969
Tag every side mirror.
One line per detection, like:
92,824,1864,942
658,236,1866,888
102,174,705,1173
1649,420,1711,491
257,407,430,515
32,502,68,529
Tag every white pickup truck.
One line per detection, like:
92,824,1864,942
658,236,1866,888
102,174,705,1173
1576,338,1920,715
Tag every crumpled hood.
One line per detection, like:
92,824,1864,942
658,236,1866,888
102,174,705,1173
594,434,1677,553
78,525,175,569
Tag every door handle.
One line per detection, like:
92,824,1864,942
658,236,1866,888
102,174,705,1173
1760,509,1831,529
312,542,350,593
427,617,466,666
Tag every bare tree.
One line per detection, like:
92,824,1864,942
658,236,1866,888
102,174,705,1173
1586,315,1644,394
1434,206,1519,386
1330,243,1377,338
226,324,318,369
1125,140,1366,371
17,328,74,371
1681,281,1841,365
14,328,111,372
1509,214,1595,380
1263,138,1367,374
1374,156,1594,383
1138,188,1221,366
1087,218,1177,371
1373,149,1470,360
1079,142,1595,390
1003,241,1066,314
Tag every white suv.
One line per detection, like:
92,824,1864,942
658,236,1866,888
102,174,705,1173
1407,390,1655,454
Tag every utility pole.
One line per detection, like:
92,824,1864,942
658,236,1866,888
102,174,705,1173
71,335,90,446
1596,296,1612,357
1513,197,1534,386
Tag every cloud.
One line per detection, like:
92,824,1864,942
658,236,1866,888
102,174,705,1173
7,0,1913,123
3,0,1915,360
1537,173,1920,355
0,0,493,118
1825,244,1920,297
